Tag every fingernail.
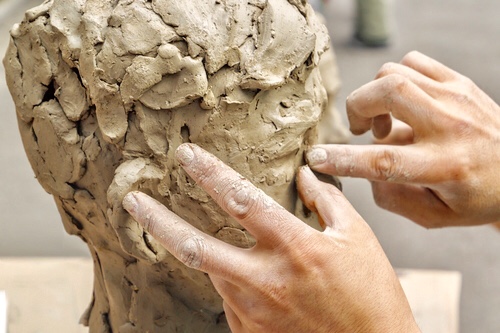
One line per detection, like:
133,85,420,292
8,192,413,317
299,165,315,177
306,147,327,166
123,192,138,215
299,166,319,185
176,144,195,166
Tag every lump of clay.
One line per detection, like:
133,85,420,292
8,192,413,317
4,0,339,331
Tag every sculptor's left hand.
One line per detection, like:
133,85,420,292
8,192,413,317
123,143,420,333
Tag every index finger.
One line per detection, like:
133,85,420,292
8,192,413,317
346,73,439,136
400,51,460,82
306,144,448,185
176,143,305,244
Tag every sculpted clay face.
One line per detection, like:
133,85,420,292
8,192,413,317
3,0,342,331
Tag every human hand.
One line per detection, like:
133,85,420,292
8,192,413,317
123,143,419,333
306,51,500,228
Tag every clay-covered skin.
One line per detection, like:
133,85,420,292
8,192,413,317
4,0,335,331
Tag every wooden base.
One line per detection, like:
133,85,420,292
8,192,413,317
397,269,461,333
0,291,6,333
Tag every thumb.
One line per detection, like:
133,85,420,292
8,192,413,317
296,166,361,231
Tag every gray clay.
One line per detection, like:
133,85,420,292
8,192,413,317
3,0,344,331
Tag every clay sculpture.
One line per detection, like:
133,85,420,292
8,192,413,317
3,0,343,331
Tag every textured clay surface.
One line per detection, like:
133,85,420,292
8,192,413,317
4,0,341,331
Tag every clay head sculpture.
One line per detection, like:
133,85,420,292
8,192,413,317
4,0,336,331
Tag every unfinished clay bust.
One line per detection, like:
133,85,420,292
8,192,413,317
4,0,338,331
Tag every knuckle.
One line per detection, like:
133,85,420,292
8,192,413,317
456,74,474,87
175,235,206,269
452,90,471,105
401,50,421,66
452,117,474,136
445,81,473,105
372,149,403,181
445,153,471,182
380,74,407,111
446,79,478,108
387,73,408,93
221,180,262,220
376,62,398,79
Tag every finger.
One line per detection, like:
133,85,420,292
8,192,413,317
297,166,357,231
306,144,446,184
371,114,392,139
222,301,243,332
400,51,459,82
375,61,442,95
346,74,439,136
211,276,253,331
210,275,245,330
175,143,305,244
371,181,459,228
373,120,414,145
123,191,248,281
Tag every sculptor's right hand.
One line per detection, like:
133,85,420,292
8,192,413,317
122,144,420,333
307,51,500,228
